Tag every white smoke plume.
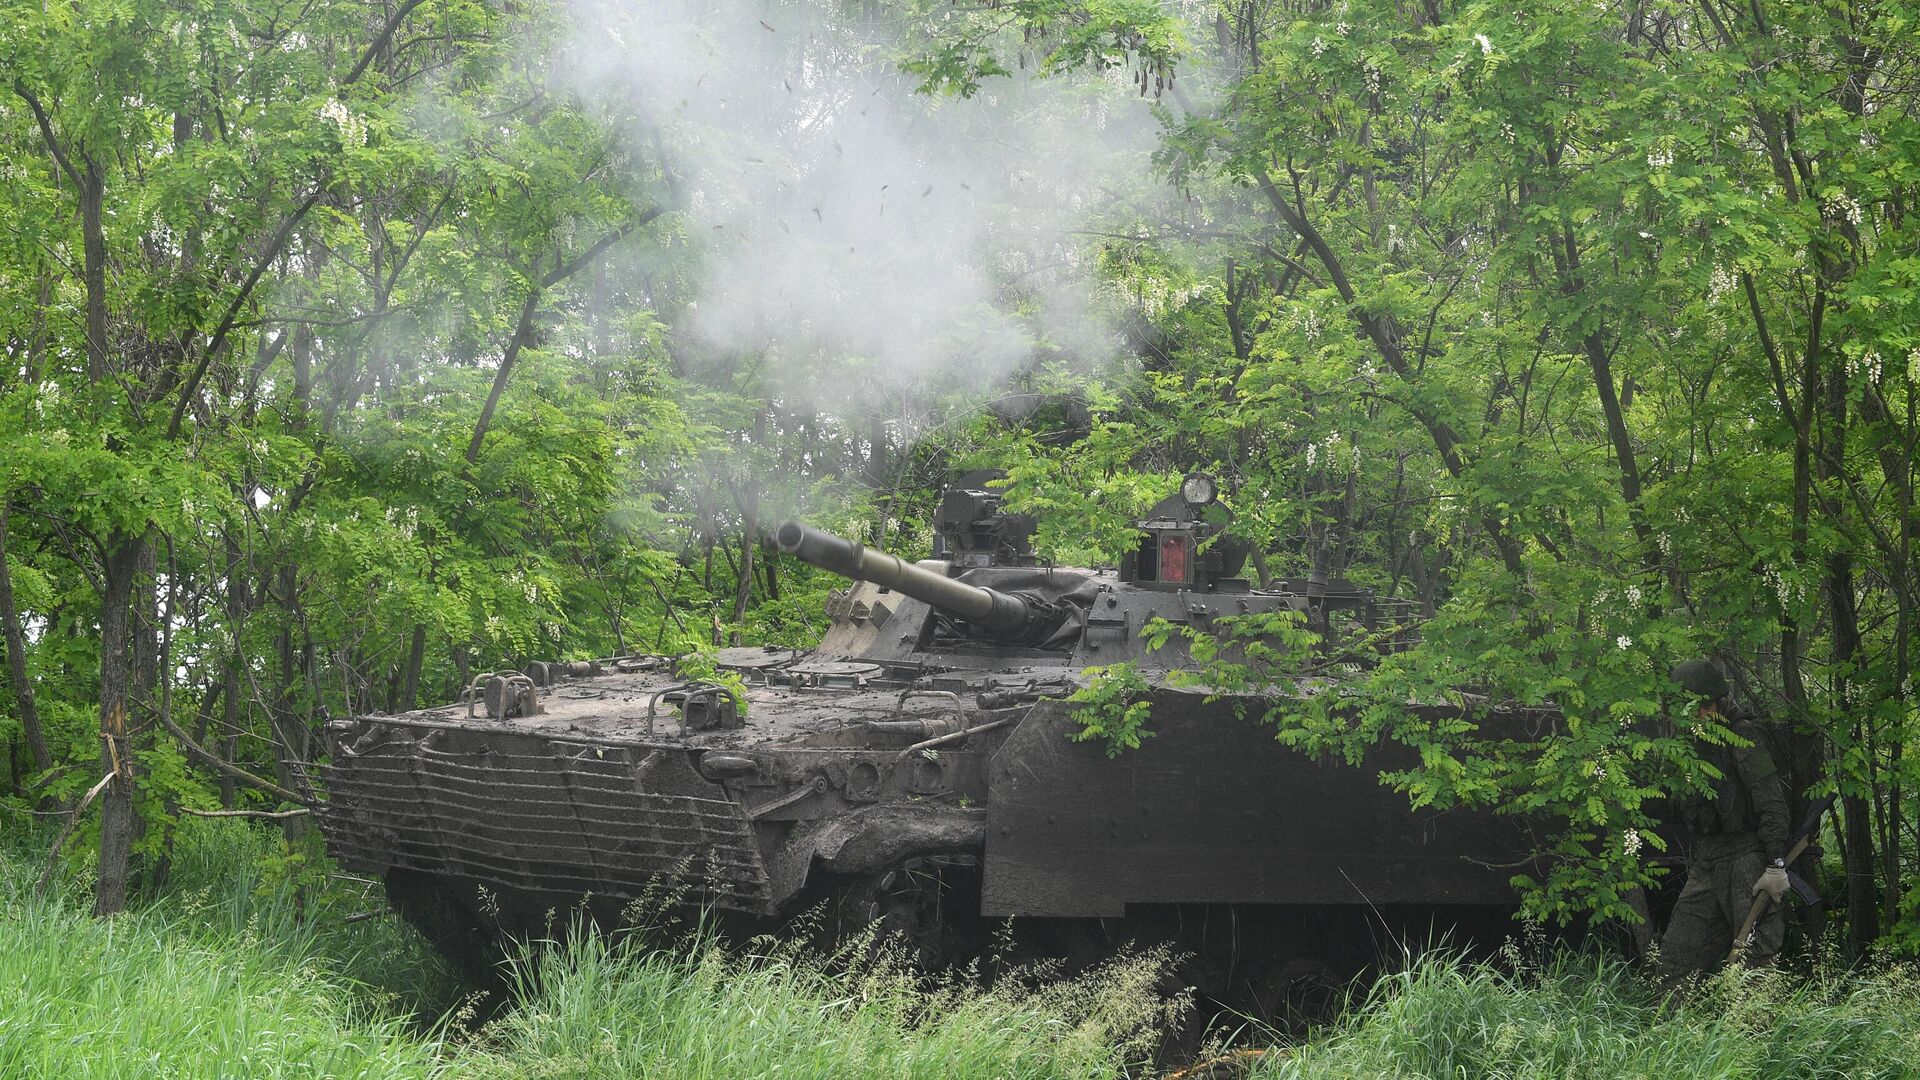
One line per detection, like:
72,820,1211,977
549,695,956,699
555,0,1165,414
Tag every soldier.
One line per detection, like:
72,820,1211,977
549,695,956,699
1655,659,1793,986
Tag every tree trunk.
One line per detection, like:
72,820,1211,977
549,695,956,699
218,731,239,810
397,558,436,713
465,287,543,467
220,533,246,809
93,535,145,916
78,164,109,385
730,493,758,647
400,623,428,713
1829,546,1879,953
1778,403,1820,809
760,538,780,601
270,573,315,839
129,539,161,883
0,504,53,776
1855,387,1915,932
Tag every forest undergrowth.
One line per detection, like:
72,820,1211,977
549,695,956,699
0,819,1170,1079
4,819,1919,1079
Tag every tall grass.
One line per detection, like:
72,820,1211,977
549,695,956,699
0,819,1176,1079
1255,950,1920,1080
13,817,1920,1079
0,820,454,1080
458,927,1178,1080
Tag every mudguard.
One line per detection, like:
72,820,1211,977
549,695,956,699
981,695,1540,917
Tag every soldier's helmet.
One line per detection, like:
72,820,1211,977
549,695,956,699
1670,658,1730,701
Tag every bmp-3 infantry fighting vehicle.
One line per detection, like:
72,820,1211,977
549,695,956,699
317,472,1547,974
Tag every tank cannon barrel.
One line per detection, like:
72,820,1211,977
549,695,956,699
773,521,1060,644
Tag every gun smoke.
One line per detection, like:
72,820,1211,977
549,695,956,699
555,0,1166,420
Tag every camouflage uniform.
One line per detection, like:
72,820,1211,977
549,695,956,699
1656,715,1792,983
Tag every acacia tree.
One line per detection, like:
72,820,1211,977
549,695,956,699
0,0,681,912
4,0,1914,956
916,0,1920,950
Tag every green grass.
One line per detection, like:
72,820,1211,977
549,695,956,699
457,928,1176,1079
0,820,1170,1079
0,820,455,1080
10,819,1920,1079
1253,950,1920,1080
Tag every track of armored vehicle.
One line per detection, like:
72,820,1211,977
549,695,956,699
316,473,1553,996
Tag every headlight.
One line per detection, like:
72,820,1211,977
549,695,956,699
1180,472,1218,507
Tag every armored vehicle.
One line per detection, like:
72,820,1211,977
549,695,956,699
317,472,1548,972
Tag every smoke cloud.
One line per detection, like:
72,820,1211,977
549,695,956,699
555,0,1164,414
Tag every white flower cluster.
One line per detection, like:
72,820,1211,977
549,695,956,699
1646,147,1674,170
1122,278,1209,320
1616,634,1633,651
1908,347,1920,385
1500,122,1516,145
1364,65,1382,95
1304,430,1345,470
1311,36,1329,57
1823,191,1864,226
1846,350,1883,384
1474,32,1493,56
318,98,366,148
1623,828,1643,857
1656,532,1673,558
383,505,420,541
1707,265,1737,303
485,614,505,637
1625,584,1643,606
1336,21,1351,35
1761,563,1807,609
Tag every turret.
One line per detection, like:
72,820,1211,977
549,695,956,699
1118,472,1251,592
772,522,1070,646
930,469,1037,569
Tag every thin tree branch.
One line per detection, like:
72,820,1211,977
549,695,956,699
345,0,431,85
156,707,308,805
12,82,82,189
465,215,657,465
180,806,311,819
541,206,659,287
165,189,325,439
35,773,113,897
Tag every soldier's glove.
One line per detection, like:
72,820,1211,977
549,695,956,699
1753,862,1790,902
